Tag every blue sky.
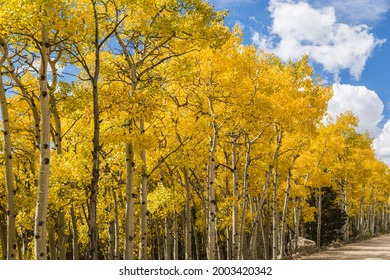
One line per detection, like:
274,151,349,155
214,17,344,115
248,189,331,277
208,0,390,165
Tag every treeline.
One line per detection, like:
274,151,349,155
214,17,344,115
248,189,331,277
0,0,389,260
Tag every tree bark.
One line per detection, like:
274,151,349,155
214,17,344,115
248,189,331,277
124,142,135,259
385,202,388,232
183,168,192,260
0,38,17,260
173,211,179,260
164,216,172,260
70,204,79,260
231,139,239,260
48,227,57,260
87,0,107,260
108,221,115,260
112,187,120,260
280,169,292,258
0,216,6,259
139,116,148,260
316,187,322,247
239,143,250,260
207,97,218,260
57,210,66,259
272,126,282,260
343,178,349,242
34,25,50,260
272,162,279,259
292,198,300,250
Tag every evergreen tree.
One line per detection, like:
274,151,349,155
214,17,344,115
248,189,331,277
306,187,347,246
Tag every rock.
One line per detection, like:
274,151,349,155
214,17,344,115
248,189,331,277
297,237,316,248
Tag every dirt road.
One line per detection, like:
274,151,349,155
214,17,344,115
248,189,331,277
297,234,390,260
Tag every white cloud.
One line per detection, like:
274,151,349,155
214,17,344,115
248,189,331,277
327,83,384,136
315,0,390,23
327,83,390,165
252,0,385,80
374,121,390,166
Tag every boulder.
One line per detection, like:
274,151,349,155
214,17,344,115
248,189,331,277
297,237,316,248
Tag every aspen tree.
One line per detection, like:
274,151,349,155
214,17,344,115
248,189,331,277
231,137,239,260
0,37,17,260
34,25,50,260
183,168,192,260
124,142,135,259
207,96,218,260
65,0,125,259
70,204,80,260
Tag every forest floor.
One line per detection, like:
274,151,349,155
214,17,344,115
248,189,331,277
294,234,390,260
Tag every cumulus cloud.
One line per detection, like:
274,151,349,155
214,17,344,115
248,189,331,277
327,83,384,136
315,0,390,23
327,83,390,165
252,0,385,80
374,122,390,166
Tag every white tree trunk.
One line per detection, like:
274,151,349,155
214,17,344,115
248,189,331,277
280,169,293,258
34,25,50,260
0,38,17,260
112,187,120,260
207,97,218,260
183,168,192,260
343,179,349,242
139,116,148,260
272,164,279,259
231,139,239,260
316,187,322,247
272,127,282,260
124,142,135,259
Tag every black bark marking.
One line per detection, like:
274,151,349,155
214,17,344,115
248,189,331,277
38,221,44,226
42,158,50,164
39,252,45,257
35,235,40,239
42,144,49,149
